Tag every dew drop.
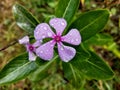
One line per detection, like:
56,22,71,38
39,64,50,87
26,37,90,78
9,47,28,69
42,35,45,38
48,32,52,37
54,19,57,22
40,51,43,53
61,22,65,26
51,23,54,26
43,26,47,30
75,39,79,42
69,33,72,36
40,25,43,28
40,40,43,43
71,39,74,43
60,47,64,51
36,31,39,35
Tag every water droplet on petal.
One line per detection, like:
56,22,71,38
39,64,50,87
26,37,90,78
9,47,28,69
71,39,74,43
51,23,54,26
43,26,47,30
48,32,52,37
61,22,65,26
36,31,39,35
75,39,79,42
42,35,45,38
61,47,64,51
69,33,72,36
40,40,43,43
40,51,43,53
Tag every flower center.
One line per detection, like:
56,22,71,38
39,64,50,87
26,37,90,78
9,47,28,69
29,45,34,51
54,35,61,42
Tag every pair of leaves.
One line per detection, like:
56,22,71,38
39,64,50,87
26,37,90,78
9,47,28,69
0,53,58,85
63,45,114,88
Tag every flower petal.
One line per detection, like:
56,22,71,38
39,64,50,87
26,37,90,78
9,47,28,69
29,51,37,61
57,43,76,62
34,23,55,40
49,18,67,35
19,36,29,44
62,29,81,45
33,40,42,47
36,40,56,60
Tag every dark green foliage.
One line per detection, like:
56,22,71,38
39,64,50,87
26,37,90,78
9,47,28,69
70,10,109,41
0,0,114,87
13,4,39,34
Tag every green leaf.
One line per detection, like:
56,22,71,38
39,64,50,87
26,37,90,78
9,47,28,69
70,10,110,41
62,45,90,88
63,63,86,89
0,53,38,85
72,51,114,80
29,55,58,82
12,4,39,34
63,44,114,84
83,33,114,47
55,0,80,24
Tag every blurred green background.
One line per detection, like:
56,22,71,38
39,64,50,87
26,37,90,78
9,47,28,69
0,0,120,90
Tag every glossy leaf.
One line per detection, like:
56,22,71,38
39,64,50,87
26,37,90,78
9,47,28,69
63,45,114,85
72,51,114,80
83,33,114,48
70,10,109,41
29,55,58,82
63,63,86,88
0,53,38,85
13,4,39,34
55,0,80,24
62,45,90,88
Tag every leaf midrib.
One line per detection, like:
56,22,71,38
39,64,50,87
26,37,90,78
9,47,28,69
62,0,72,18
96,34,112,41
75,52,112,74
86,60,112,74
80,12,107,32
69,63,77,82
0,61,33,84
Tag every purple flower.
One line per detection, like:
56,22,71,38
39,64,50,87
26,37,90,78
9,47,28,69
19,36,41,61
34,18,81,62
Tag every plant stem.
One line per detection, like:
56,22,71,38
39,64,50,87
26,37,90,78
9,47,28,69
0,40,18,51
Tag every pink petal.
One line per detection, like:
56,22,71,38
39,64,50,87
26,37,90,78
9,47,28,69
34,23,55,40
33,40,42,47
49,18,67,35
29,51,37,61
62,29,81,45
57,43,76,62
19,36,29,44
36,40,56,60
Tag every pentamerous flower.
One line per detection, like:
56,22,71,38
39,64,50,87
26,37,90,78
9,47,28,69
19,36,41,61
34,18,81,62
